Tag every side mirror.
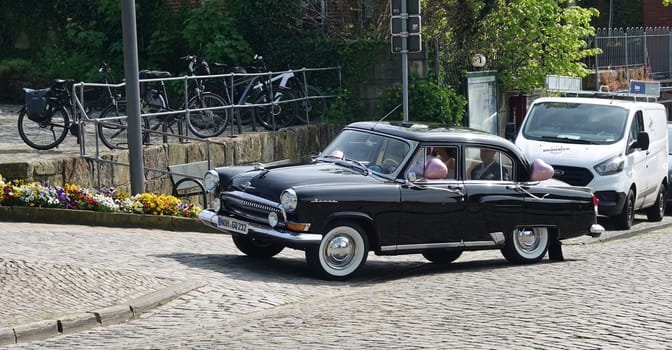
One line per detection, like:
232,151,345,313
406,171,418,182
631,131,650,151
529,158,554,181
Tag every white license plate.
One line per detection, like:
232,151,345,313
217,216,249,235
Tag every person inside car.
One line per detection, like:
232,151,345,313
469,148,509,180
434,147,456,179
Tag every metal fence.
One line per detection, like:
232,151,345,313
585,27,672,84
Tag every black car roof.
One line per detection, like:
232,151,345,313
348,120,514,146
346,121,530,166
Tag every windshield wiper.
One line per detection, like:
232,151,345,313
335,158,370,175
540,135,596,144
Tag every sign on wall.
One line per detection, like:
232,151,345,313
466,71,498,135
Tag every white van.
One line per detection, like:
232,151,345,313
515,96,668,230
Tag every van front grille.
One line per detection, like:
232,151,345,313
551,165,593,187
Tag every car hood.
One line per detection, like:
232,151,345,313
227,162,382,201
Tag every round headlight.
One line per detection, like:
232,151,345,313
204,170,219,192
268,211,279,227
280,189,298,211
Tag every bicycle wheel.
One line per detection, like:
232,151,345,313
98,101,148,149
254,88,298,131
293,85,327,124
185,92,229,138
18,106,70,150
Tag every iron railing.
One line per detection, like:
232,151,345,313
585,27,672,90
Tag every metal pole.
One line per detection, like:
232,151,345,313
401,0,409,122
121,0,145,194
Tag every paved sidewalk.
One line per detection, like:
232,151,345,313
0,249,204,345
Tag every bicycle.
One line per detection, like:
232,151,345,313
213,55,298,132
97,56,229,149
17,63,117,150
271,69,327,125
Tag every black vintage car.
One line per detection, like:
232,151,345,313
199,121,604,279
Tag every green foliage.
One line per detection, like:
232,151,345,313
227,0,301,56
181,0,253,66
379,77,466,125
0,58,45,102
322,88,357,123
478,0,600,93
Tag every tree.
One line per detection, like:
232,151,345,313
479,0,600,93
424,0,599,94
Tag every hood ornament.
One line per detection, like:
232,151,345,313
240,181,255,191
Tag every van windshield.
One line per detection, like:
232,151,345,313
522,102,628,145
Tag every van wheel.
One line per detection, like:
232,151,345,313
646,184,666,222
614,190,635,230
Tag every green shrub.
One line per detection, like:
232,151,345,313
0,58,47,103
379,77,466,125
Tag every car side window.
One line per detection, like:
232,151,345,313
406,146,457,181
465,146,513,181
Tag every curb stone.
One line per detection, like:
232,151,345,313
0,206,219,234
0,279,206,346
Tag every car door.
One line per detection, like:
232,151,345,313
462,145,524,243
398,145,467,247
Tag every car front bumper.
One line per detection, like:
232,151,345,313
198,209,323,246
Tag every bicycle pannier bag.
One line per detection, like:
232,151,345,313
24,88,50,122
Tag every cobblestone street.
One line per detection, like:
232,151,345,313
1,222,671,349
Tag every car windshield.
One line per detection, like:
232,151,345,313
319,129,412,176
522,102,628,145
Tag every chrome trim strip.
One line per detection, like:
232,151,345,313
198,210,322,243
380,240,498,252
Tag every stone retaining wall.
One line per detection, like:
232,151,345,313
0,123,342,195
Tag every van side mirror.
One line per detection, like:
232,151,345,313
631,131,650,151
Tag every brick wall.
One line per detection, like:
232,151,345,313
643,0,672,27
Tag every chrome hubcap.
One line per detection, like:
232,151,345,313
325,235,354,269
515,228,540,253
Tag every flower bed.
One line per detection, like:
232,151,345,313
0,173,201,218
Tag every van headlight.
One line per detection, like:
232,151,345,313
204,170,220,192
280,189,298,211
594,155,625,175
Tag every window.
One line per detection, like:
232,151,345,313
406,146,458,180
465,146,512,181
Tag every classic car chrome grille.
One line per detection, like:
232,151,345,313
221,192,283,223
551,165,593,187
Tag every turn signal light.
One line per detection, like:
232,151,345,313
286,222,311,232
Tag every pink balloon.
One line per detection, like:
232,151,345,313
425,158,448,179
530,158,555,181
